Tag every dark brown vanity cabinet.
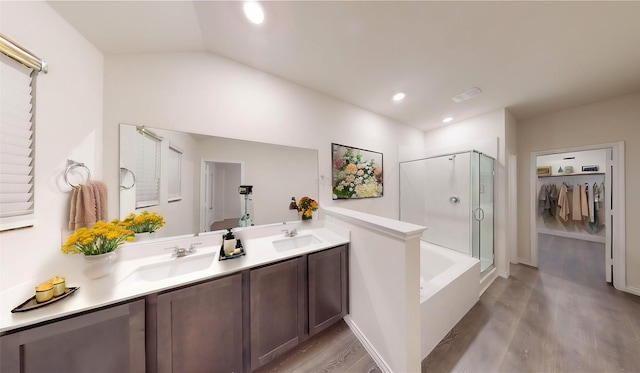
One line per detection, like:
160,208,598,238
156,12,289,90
308,244,348,336
154,273,244,373
249,256,306,370
0,245,348,373
249,244,349,370
0,300,146,373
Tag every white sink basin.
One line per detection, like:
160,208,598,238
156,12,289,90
129,253,216,282
272,234,322,252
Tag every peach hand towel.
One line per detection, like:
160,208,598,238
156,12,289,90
68,181,108,230
69,184,97,230
91,181,108,222
557,183,570,222
571,184,581,221
580,185,589,220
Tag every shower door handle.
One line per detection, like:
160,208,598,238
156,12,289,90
474,207,485,221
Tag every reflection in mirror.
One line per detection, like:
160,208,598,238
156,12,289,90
119,124,319,238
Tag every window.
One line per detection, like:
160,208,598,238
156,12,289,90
0,34,47,231
167,145,182,202
135,128,161,209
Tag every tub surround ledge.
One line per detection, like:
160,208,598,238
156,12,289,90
323,207,425,241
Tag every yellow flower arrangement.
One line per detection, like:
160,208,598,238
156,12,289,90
62,221,134,256
297,197,319,220
121,211,165,233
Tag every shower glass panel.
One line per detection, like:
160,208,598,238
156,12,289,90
399,153,471,255
400,150,495,272
471,152,495,272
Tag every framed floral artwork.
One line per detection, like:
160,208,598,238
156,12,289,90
331,143,383,199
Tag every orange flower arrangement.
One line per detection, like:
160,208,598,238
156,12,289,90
297,197,318,220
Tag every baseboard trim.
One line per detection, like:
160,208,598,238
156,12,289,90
517,258,534,267
625,286,640,297
343,316,392,373
537,228,606,243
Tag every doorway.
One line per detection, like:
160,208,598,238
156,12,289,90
201,161,242,232
530,142,626,291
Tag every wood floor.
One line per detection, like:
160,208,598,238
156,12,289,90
254,320,381,373
423,234,640,372
254,234,640,372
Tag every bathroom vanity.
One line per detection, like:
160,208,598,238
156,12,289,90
0,225,349,373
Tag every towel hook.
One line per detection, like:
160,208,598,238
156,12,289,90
64,159,91,188
120,167,136,190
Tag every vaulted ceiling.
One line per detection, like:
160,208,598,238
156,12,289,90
49,1,640,131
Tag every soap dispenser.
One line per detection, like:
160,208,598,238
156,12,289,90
289,197,298,210
223,228,237,255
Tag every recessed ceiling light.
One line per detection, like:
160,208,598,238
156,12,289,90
443,117,453,123
392,92,406,101
243,2,264,25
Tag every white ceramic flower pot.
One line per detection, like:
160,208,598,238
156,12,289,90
83,252,117,280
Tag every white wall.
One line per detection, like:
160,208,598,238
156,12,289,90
103,53,425,228
517,91,640,289
324,209,423,373
0,2,104,291
505,110,518,265
422,108,511,277
219,163,241,220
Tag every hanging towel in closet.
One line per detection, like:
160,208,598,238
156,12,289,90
597,182,606,226
538,184,558,217
538,184,549,215
590,182,606,230
587,184,595,224
571,183,582,221
557,183,571,222
580,184,590,221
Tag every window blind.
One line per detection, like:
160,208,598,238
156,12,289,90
0,54,35,230
135,131,160,208
167,145,182,202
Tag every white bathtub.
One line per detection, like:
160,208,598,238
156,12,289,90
419,240,480,359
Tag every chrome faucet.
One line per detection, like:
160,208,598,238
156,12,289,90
282,228,298,237
171,243,202,258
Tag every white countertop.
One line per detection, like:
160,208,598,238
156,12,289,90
1,221,349,334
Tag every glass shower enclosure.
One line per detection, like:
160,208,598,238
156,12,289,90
400,150,495,272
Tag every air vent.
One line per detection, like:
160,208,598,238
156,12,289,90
452,87,482,103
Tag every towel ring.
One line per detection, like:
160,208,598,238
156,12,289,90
65,160,91,188
120,167,136,190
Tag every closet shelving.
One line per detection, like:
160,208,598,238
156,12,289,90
538,172,604,178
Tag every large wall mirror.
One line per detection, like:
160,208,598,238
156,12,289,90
119,124,319,238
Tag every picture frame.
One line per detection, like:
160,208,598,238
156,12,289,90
537,166,552,176
331,143,383,199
